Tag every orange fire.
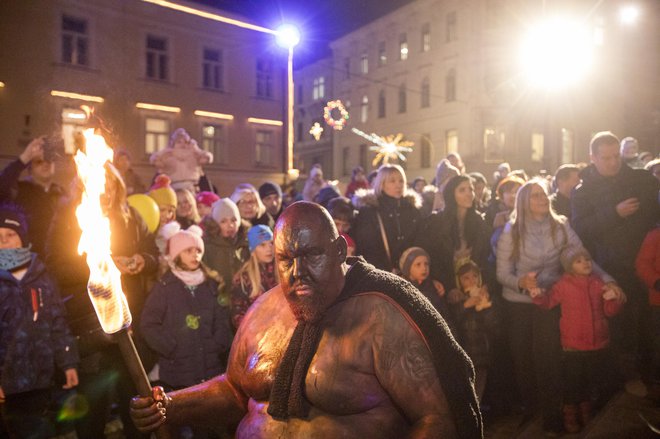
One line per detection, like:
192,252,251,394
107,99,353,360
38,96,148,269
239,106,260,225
74,128,132,333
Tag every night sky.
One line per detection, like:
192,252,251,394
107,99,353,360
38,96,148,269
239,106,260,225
190,0,414,65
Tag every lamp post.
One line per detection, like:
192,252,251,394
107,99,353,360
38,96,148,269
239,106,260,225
276,24,301,181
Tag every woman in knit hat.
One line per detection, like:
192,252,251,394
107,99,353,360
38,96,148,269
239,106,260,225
230,183,273,229
229,225,279,330
140,222,231,437
195,191,220,219
201,198,250,296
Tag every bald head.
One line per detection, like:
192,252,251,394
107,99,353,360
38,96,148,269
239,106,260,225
275,201,339,241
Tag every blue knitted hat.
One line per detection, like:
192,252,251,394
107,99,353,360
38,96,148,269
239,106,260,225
248,225,273,253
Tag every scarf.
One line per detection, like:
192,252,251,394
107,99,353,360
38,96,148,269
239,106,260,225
169,264,205,287
268,257,483,438
0,247,32,272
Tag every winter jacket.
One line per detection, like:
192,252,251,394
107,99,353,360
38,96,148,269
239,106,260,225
201,216,250,293
409,277,452,325
533,273,622,351
449,296,499,367
636,227,660,306
571,164,659,276
0,256,78,395
496,216,615,304
416,209,492,291
230,261,278,330
549,192,571,218
0,159,66,256
140,271,231,388
45,199,159,337
352,189,422,271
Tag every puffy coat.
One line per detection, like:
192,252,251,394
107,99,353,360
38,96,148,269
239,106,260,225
533,273,622,351
201,216,250,293
141,271,231,388
352,189,422,271
636,227,660,306
0,256,79,395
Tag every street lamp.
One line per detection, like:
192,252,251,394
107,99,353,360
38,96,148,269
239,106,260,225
519,17,594,90
276,23,300,180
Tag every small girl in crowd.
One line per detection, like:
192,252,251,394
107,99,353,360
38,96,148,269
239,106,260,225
230,225,279,330
195,191,220,219
175,188,201,229
327,197,356,256
398,247,450,320
0,205,79,438
140,224,231,417
531,246,624,433
450,259,498,401
148,174,178,266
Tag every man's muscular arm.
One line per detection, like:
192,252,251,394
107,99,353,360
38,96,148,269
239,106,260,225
371,301,458,438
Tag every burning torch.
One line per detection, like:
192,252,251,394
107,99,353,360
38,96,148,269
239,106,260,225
74,129,172,438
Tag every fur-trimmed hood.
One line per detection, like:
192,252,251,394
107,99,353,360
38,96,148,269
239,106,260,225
351,188,422,210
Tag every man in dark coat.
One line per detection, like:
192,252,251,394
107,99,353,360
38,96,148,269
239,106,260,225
571,131,660,388
0,137,66,257
130,201,482,438
549,164,580,218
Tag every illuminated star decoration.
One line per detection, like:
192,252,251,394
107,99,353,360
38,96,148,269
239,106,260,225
309,122,324,141
351,128,414,166
323,99,349,131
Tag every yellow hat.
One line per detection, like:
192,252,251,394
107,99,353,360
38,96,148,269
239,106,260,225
148,174,177,209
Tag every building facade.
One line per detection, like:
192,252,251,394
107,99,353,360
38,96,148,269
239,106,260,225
314,0,659,183
0,0,290,194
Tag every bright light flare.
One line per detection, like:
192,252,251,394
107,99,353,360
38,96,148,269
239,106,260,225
519,18,593,90
276,24,300,48
619,5,640,25
74,129,132,334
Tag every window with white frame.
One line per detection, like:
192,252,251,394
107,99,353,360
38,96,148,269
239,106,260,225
446,12,457,42
531,133,544,162
256,58,274,98
378,42,387,66
422,23,431,52
202,48,223,90
202,124,227,164
145,117,170,154
255,130,274,165
378,89,386,118
360,95,369,123
146,35,168,81
561,128,574,163
445,69,456,102
61,108,87,154
61,15,89,66
360,53,369,74
398,84,407,113
312,76,325,100
446,129,458,154
399,33,408,60
421,77,430,108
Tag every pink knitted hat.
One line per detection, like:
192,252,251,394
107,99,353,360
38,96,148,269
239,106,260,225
161,222,204,260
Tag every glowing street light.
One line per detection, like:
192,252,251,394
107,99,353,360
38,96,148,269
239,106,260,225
276,23,301,49
276,23,300,176
519,17,594,90
619,5,640,25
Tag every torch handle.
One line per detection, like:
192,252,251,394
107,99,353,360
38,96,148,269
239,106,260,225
116,329,175,439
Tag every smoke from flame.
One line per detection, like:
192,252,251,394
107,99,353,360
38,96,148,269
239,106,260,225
74,128,132,333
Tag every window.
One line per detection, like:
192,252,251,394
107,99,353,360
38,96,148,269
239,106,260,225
256,58,274,98
445,69,456,102
342,147,351,176
312,76,325,101
378,90,386,118
484,127,505,163
146,35,168,81
202,124,227,164
446,12,457,42
145,118,170,154
421,23,431,52
343,57,351,79
255,130,274,165
360,53,369,74
62,15,88,66
446,129,458,155
398,84,407,113
421,77,430,108
562,128,574,163
399,34,408,60
360,95,369,123
61,108,87,154
378,42,387,66
202,48,223,90
421,135,431,168
531,132,544,162
360,144,368,170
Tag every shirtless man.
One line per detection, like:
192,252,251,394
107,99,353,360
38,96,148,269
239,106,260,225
130,201,481,438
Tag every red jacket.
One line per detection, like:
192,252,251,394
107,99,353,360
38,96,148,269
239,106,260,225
635,227,660,306
533,273,622,351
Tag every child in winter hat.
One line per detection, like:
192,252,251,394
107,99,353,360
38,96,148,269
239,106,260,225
195,191,220,218
398,247,449,318
148,174,178,227
247,225,273,253
211,198,241,239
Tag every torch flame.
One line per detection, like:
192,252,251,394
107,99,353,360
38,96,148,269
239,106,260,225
74,128,132,334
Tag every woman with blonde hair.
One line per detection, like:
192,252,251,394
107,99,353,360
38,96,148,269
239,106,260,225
496,179,623,434
175,188,201,228
352,164,422,271
230,225,279,330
